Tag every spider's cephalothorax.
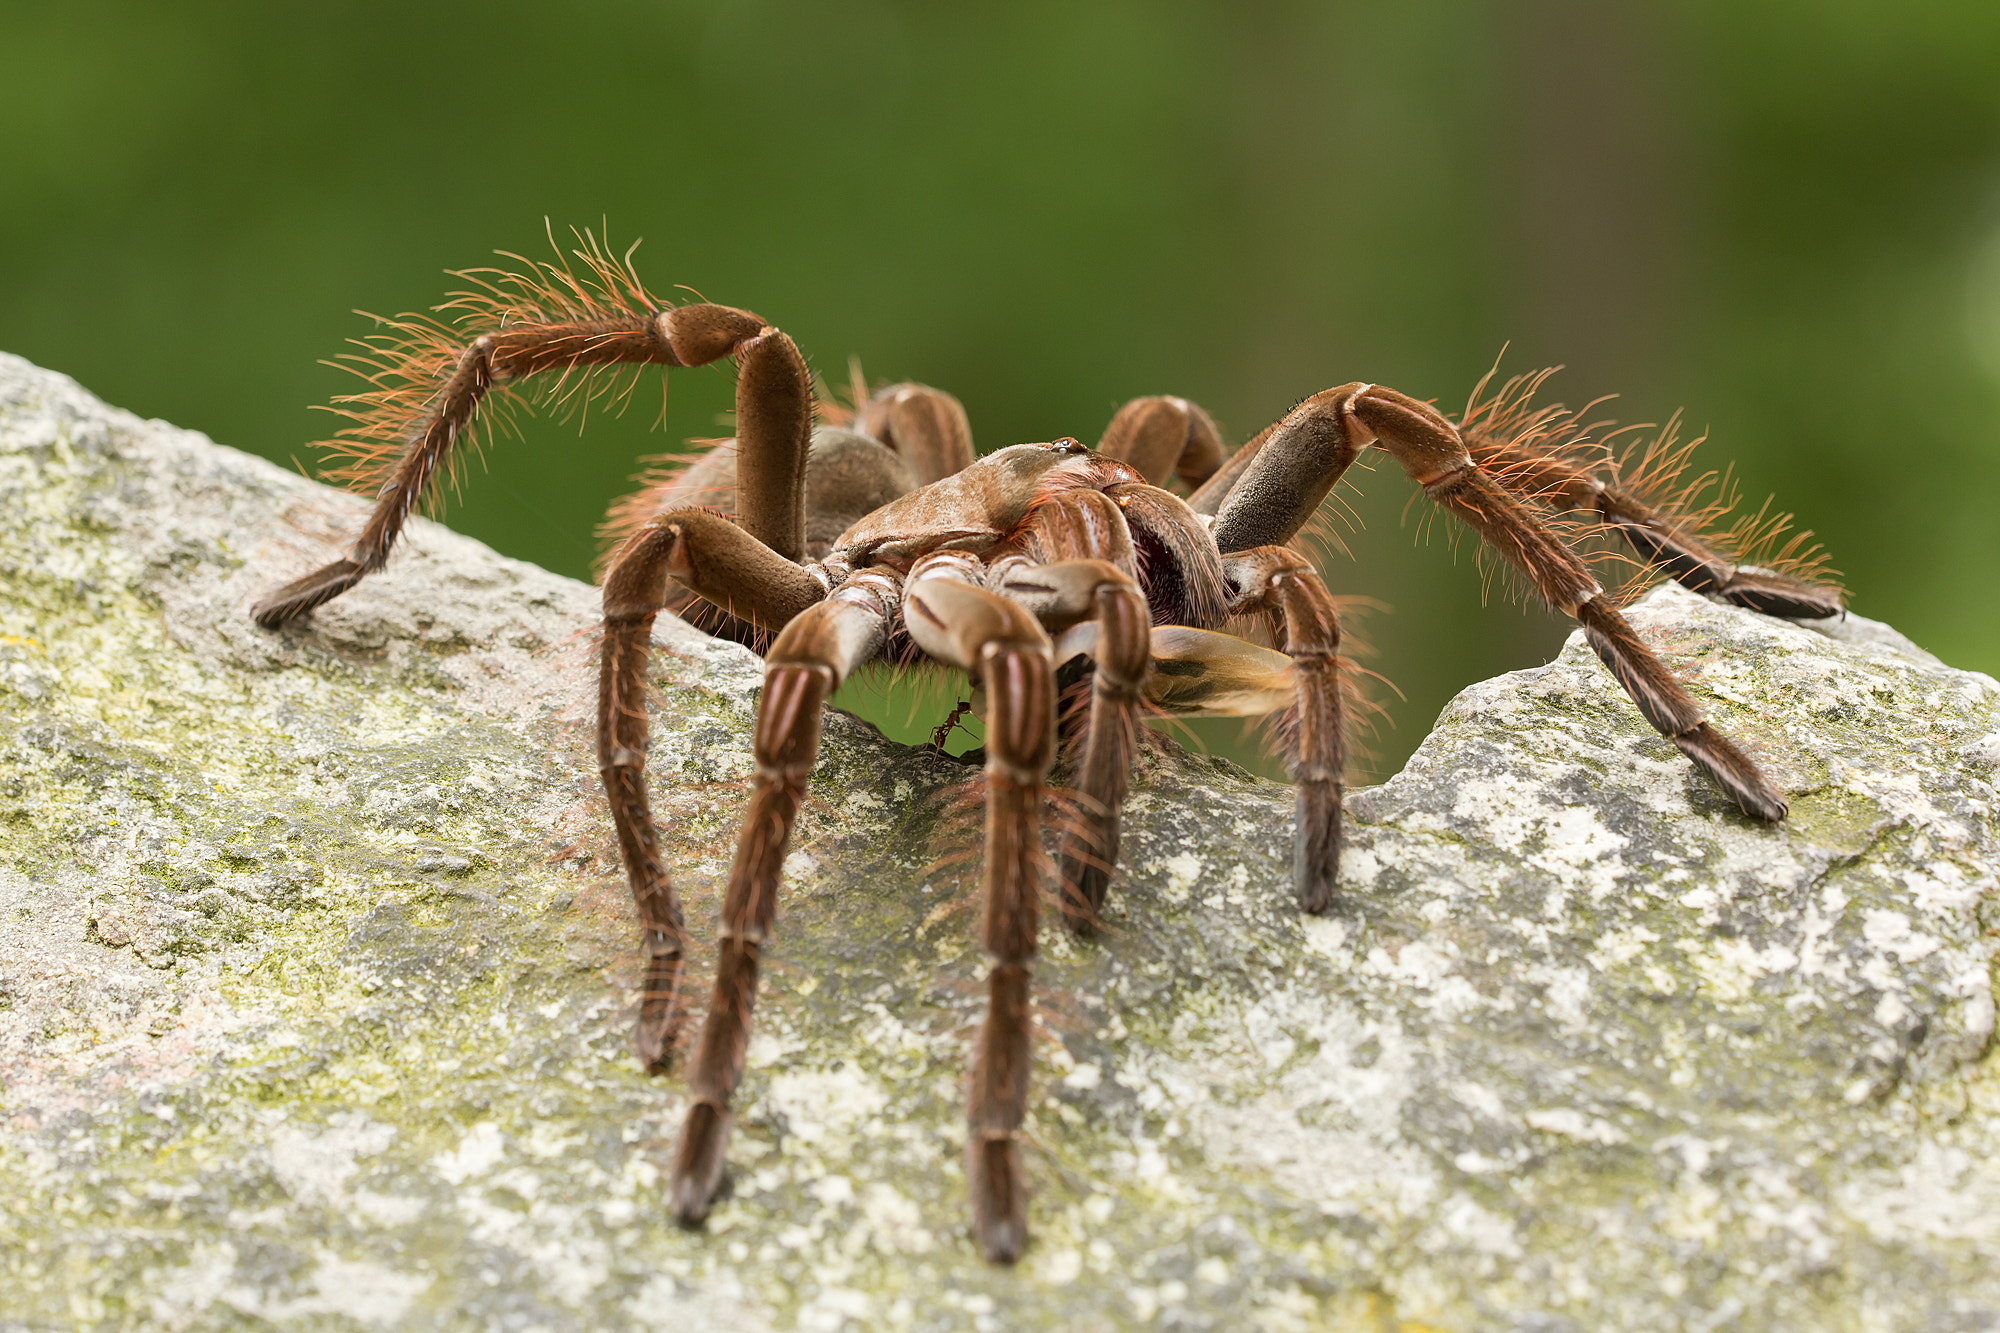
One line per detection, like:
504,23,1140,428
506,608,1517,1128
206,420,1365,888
252,237,1844,1263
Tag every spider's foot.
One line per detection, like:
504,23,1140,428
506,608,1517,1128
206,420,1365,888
1715,570,1844,620
670,1102,732,1226
1055,850,1111,938
967,1136,1028,1265
633,1012,684,1076
634,950,688,1074
1293,776,1343,914
251,558,367,628
1675,723,1788,822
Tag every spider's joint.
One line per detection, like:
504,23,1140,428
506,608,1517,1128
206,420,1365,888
599,747,645,772
984,756,1046,786
1419,460,1478,497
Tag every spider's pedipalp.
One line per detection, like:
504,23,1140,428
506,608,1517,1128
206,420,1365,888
990,552,1150,934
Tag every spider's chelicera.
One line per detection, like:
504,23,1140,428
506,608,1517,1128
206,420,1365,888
251,236,1843,1263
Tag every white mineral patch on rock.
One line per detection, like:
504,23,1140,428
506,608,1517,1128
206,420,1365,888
2,351,1998,1330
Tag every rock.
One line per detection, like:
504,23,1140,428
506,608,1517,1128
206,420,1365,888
0,350,1995,1331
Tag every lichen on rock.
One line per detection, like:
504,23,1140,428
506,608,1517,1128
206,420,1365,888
1,351,1995,1331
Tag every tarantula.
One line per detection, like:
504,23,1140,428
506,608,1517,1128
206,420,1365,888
250,237,1843,1263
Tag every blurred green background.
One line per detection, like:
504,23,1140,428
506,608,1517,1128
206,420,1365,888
5,1,1997,781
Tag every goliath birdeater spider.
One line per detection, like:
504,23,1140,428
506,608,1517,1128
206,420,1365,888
250,234,1844,1263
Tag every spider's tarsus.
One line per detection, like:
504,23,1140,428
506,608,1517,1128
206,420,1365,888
1674,723,1789,822
250,558,367,628
633,1015,680,1076
967,1138,1028,1265
669,1103,731,1226
1055,844,1113,936
1293,776,1344,914
1713,575,1845,621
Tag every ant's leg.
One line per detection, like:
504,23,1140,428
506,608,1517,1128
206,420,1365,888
901,554,1056,1264
1097,396,1227,491
1208,384,1787,821
1462,430,1845,619
598,514,833,1074
255,296,812,625
668,573,899,1222
855,382,976,486
1219,547,1346,913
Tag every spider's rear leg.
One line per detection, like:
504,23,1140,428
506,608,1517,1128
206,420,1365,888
255,298,813,626
854,383,977,486
1097,395,1227,491
666,572,899,1225
1463,431,1844,619
1209,384,1789,824
598,510,833,1074
901,554,1058,1265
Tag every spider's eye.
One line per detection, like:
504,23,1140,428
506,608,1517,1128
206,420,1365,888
1048,437,1089,456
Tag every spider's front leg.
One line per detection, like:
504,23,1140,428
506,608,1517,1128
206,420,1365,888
665,571,901,1222
901,553,1060,1264
599,508,836,1072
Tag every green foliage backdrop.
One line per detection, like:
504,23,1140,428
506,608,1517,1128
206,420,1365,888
5,0,1996,779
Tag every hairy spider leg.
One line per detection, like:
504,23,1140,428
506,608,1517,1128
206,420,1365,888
598,509,834,1072
1096,395,1228,492
253,302,812,625
898,552,1059,1265
1208,384,1788,825
1460,428,1844,619
668,571,900,1223
1219,546,1348,912
855,382,978,487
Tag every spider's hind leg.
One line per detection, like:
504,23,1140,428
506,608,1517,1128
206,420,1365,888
1342,384,1792,820
1461,426,1844,620
1203,383,1790,830
254,277,813,625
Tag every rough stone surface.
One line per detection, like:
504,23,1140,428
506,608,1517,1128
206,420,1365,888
1,350,1996,1331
